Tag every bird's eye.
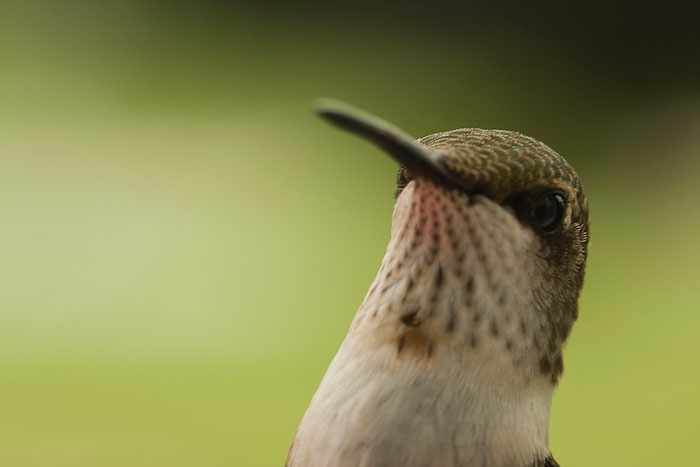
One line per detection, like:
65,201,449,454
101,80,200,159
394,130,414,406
532,191,566,234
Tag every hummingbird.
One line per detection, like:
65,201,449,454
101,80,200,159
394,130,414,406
287,100,590,467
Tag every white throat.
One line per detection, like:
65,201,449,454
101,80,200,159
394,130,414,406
288,330,553,467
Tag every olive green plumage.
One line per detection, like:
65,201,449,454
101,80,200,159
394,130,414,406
405,129,588,227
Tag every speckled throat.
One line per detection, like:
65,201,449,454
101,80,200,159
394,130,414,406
287,100,589,467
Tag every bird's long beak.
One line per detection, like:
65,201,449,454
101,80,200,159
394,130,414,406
314,99,476,193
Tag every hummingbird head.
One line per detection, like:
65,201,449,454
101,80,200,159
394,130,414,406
315,100,589,386
286,100,590,467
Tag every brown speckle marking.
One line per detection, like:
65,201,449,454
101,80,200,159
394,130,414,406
401,309,421,327
498,293,506,306
428,246,439,260
520,318,528,335
472,235,482,254
397,335,406,355
429,264,445,316
401,279,414,303
490,320,499,337
463,277,474,308
434,265,444,290
446,300,457,333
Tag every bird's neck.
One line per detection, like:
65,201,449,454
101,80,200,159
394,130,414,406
291,330,555,466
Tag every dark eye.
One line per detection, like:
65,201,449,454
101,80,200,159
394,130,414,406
532,192,566,234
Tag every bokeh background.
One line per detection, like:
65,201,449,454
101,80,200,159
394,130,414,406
2,1,699,465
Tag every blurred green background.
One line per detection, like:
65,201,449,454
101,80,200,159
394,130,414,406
1,1,699,465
